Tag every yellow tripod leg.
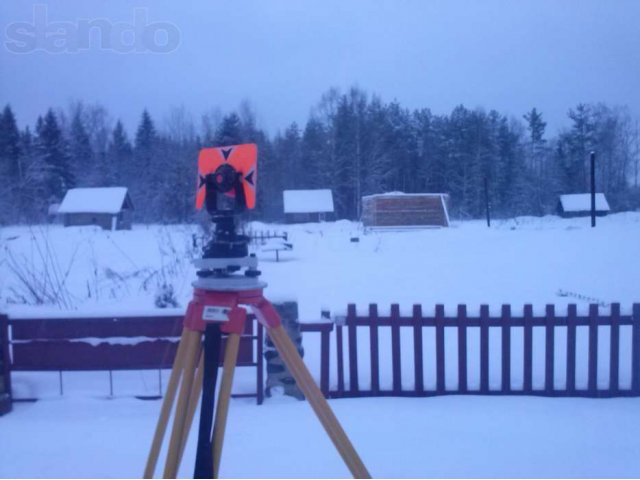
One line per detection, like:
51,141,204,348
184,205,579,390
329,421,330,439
144,328,189,479
212,333,241,478
177,349,205,467
268,325,371,479
162,329,202,479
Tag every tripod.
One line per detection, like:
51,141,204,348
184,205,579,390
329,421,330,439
143,263,370,479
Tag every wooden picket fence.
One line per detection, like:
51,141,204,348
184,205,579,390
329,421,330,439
2,302,639,409
327,303,640,398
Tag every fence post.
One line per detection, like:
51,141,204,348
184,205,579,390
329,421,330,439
0,314,11,415
609,303,620,394
435,305,445,394
319,324,331,397
632,304,640,395
523,304,534,394
369,304,380,395
480,305,490,394
457,305,468,393
412,305,424,394
501,305,511,394
336,319,345,397
566,304,577,394
390,304,402,395
588,304,599,396
545,305,555,394
347,304,359,395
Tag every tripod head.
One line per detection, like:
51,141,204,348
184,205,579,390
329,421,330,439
194,144,262,284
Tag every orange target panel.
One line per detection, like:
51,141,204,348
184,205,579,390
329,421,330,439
196,143,257,209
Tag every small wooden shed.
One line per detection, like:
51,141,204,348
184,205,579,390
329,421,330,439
57,187,134,230
283,189,335,223
361,192,450,228
557,193,610,218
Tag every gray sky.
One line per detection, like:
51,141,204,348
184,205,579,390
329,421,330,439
1,0,639,137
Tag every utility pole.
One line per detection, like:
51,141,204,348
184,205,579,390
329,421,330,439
590,151,596,228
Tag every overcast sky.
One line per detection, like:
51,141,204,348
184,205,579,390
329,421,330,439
1,0,639,137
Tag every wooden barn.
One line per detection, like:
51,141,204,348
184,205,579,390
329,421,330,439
361,192,450,228
57,187,134,230
283,189,335,223
557,193,610,218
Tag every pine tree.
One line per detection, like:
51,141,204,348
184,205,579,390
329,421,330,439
523,108,549,213
301,117,330,189
0,105,22,181
36,109,74,202
69,110,93,185
132,110,158,220
214,113,243,146
135,110,157,167
19,126,49,221
280,122,302,190
107,120,133,186
0,105,22,222
564,104,595,192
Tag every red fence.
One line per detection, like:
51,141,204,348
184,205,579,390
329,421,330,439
5,314,263,403
3,302,639,408
2,312,332,408
328,303,640,398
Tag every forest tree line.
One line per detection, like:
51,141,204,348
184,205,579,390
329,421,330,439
0,86,639,224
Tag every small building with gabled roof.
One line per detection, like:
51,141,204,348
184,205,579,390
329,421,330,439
283,189,335,223
57,187,134,230
557,193,610,218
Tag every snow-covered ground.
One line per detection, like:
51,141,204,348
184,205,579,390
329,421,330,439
2,212,640,320
1,213,640,478
2,394,640,478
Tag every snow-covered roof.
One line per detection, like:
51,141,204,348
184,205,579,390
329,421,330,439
559,193,610,212
362,192,449,199
283,189,334,214
58,187,131,214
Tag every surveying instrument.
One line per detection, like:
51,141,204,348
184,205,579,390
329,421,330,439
143,144,370,478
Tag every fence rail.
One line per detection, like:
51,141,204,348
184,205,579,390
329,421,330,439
328,303,640,398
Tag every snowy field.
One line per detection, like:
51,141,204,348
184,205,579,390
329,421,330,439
2,394,640,478
2,212,640,320
1,213,640,478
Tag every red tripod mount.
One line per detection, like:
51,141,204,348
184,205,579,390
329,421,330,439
183,287,282,335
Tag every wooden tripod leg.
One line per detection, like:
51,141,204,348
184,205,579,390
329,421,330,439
162,329,202,479
267,325,371,479
144,328,189,479
212,333,241,478
177,348,205,466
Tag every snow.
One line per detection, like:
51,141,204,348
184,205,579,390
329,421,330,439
362,191,449,199
559,193,610,212
283,189,334,213
2,213,640,320
1,393,640,478
57,187,130,214
1,213,640,477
